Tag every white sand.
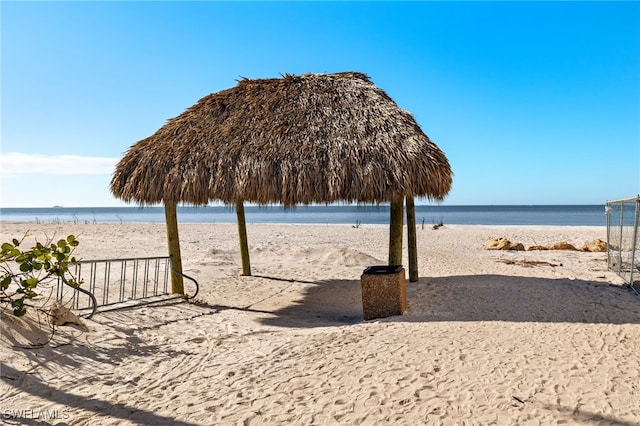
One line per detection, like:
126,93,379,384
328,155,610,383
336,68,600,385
1,222,639,425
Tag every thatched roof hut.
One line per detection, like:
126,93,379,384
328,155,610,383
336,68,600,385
111,72,452,291
111,72,451,207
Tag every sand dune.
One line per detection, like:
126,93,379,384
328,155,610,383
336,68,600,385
1,223,639,425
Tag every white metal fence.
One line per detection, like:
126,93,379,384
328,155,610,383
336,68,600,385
56,256,199,317
606,195,640,293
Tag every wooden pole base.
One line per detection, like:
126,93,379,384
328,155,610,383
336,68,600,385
236,199,252,276
389,197,404,266
406,196,418,282
164,202,184,294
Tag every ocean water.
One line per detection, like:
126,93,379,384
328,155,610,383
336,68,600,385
0,205,611,226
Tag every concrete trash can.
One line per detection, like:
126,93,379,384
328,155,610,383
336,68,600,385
360,265,407,320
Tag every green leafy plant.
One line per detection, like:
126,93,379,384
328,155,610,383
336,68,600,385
0,234,82,317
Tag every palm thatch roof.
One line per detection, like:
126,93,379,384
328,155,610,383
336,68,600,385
111,72,452,207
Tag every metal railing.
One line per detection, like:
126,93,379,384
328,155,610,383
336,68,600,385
57,256,199,318
606,195,640,295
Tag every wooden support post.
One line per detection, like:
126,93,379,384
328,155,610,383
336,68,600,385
236,198,252,276
406,196,418,282
388,197,404,266
164,202,184,294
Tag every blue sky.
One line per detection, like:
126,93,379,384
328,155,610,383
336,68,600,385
2,1,639,207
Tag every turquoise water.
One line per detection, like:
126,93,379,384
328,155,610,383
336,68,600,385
0,205,609,226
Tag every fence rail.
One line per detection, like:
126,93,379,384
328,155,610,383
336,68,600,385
57,256,199,317
606,195,640,295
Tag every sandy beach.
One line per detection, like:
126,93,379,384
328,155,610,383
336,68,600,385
1,222,639,425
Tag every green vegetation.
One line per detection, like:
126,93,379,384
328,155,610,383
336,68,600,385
0,234,81,317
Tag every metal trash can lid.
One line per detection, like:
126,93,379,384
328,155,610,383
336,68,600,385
363,265,403,274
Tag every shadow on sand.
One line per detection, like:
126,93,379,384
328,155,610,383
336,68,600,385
0,302,212,426
257,274,640,328
0,361,200,426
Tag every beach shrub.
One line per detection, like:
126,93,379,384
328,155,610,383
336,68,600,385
0,234,82,317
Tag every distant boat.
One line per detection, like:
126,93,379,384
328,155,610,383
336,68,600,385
52,205,63,208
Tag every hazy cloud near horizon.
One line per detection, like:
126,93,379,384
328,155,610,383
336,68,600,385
0,153,119,178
